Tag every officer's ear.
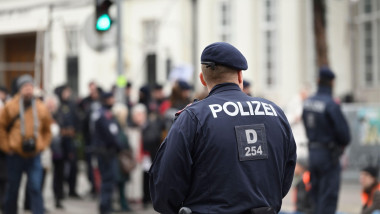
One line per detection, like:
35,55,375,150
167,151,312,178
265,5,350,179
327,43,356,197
237,70,243,88
237,70,243,83
199,72,207,87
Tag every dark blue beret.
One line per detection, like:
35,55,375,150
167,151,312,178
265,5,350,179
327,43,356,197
177,80,192,90
319,66,335,80
139,85,150,95
102,91,114,99
201,42,248,71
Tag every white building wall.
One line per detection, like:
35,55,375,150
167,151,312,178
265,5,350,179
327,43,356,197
49,20,67,90
253,0,311,106
326,0,352,98
123,0,193,99
197,0,261,97
277,0,303,105
232,0,258,97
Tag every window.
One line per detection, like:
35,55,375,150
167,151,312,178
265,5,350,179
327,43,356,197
143,20,158,46
65,28,79,95
218,0,232,42
357,0,380,87
66,28,79,57
262,0,278,88
67,56,78,96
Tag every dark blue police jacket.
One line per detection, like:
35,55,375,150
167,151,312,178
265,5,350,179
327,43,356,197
149,83,297,214
92,107,122,153
56,101,77,130
302,86,350,146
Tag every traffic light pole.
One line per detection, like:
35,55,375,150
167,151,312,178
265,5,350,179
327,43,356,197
116,0,125,103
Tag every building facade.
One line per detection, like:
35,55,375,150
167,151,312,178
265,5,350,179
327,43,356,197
350,0,380,103
0,0,370,105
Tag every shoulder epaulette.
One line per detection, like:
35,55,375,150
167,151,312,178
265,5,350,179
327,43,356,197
174,99,199,120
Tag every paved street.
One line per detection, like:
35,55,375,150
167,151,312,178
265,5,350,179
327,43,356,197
14,167,361,214
282,180,362,214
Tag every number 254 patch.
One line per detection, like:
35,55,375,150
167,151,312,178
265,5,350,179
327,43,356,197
234,124,268,161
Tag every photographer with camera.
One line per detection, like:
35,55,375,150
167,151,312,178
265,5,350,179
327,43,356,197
0,75,52,214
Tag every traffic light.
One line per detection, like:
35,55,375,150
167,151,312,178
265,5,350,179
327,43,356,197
95,0,113,32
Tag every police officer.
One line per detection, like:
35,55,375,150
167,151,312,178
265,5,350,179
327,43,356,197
92,92,122,214
302,67,351,214
149,42,297,214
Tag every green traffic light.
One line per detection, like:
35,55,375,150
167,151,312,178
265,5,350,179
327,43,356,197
96,14,111,31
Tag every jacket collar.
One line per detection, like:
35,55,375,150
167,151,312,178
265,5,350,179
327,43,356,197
208,83,241,97
317,85,332,96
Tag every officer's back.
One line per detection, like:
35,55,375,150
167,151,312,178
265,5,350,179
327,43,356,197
149,42,296,214
182,84,296,212
302,81,350,146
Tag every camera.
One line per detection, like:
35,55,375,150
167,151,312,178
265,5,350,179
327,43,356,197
22,138,36,152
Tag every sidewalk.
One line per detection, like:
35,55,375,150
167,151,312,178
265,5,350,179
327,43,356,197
15,166,361,214
47,181,361,214
281,180,362,214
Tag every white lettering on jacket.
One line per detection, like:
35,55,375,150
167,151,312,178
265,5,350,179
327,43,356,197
209,101,278,118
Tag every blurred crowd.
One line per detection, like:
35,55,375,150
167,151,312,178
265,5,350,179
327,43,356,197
0,73,379,214
0,74,214,214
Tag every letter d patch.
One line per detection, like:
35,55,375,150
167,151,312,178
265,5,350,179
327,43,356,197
235,124,268,161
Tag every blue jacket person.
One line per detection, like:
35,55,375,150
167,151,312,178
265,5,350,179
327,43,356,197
302,67,351,214
91,92,122,214
149,42,297,214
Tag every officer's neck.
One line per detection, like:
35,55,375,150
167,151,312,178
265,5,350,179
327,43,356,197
317,85,333,95
206,80,241,92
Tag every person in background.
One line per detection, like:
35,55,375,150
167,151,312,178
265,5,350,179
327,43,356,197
125,104,145,206
0,86,9,210
54,85,80,199
173,80,191,110
45,94,66,209
78,82,102,198
293,159,313,214
92,92,122,214
131,104,152,208
112,103,133,212
0,75,52,214
141,108,162,208
285,86,310,161
24,89,53,212
243,80,252,96
138,85,151,115
124,82,135,127
360,166,380,214
302,67,351,214
279,159,313,214
0,86,9,108
163,81,192,134
150,84,167,116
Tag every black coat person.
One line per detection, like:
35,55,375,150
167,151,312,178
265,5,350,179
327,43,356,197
54,85,80,198
149,42,296,214
77,83,103,196
142,117,162,206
